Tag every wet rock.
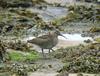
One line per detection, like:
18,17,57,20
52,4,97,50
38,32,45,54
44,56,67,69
8,2,32,8
94,37,100,43
32,0,46,5
54,44,100,73
0,0,8,8
0,8,38,35
0,22,6,33
84,39,92,43
57,71,68,76
0,72,11,76
8,62,41,76
0,40,7,63
48,65,52,68
0,0,33,8
10,63,28,76
7,40,30,51
68,5,75,11
16,9,38,18
65,5,100,22
8,0,33,8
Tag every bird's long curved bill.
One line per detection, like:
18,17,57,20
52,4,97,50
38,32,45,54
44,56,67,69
60,34,67,39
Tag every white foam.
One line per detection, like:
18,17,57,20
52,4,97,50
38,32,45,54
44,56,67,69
58,33,93,41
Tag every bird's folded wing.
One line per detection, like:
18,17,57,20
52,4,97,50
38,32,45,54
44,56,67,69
30,37,50,45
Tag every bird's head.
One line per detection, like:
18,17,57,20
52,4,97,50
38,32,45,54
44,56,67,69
54,30,67,39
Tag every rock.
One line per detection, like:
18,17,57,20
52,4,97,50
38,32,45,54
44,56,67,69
0,0,8,8
54,44,100,73
89,26,100,33
7,40,30,51
57,71,68,76
0,0,33,8
48,65,52,68
94,37,100,43
8,2,32,8
77,73,83,76
0,40,7,63
84,39,92,43
0,72,11,76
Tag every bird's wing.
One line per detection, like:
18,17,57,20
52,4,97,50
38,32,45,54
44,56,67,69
28,37,50,45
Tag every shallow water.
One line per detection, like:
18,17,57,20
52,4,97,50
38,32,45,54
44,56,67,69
58,33,93,41
44,0,76,5
28,6,68,22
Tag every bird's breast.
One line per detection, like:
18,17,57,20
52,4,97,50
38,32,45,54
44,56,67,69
52,36,58,46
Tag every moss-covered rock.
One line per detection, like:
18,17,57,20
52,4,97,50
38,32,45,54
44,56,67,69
89,26,100,33
8,50,39,62
94,37,100,43
16,10,38,18
32,0,46,4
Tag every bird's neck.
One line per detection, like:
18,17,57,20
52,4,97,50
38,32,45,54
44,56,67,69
51,33,58,38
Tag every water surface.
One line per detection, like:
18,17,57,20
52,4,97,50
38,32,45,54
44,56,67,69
28,6,68,22
58,33,93,41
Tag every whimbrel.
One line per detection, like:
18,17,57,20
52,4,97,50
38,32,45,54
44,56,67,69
27,30,67,57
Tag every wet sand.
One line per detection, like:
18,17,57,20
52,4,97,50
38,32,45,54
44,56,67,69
29,72,58,76
55,40,82,49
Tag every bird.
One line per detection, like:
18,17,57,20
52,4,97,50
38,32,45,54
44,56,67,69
27,30,67,57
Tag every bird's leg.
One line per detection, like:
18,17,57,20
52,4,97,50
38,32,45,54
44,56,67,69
49,49,52,58
51,48,55,52
49,49,55,58
49,49,51,53
42,48,45,58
